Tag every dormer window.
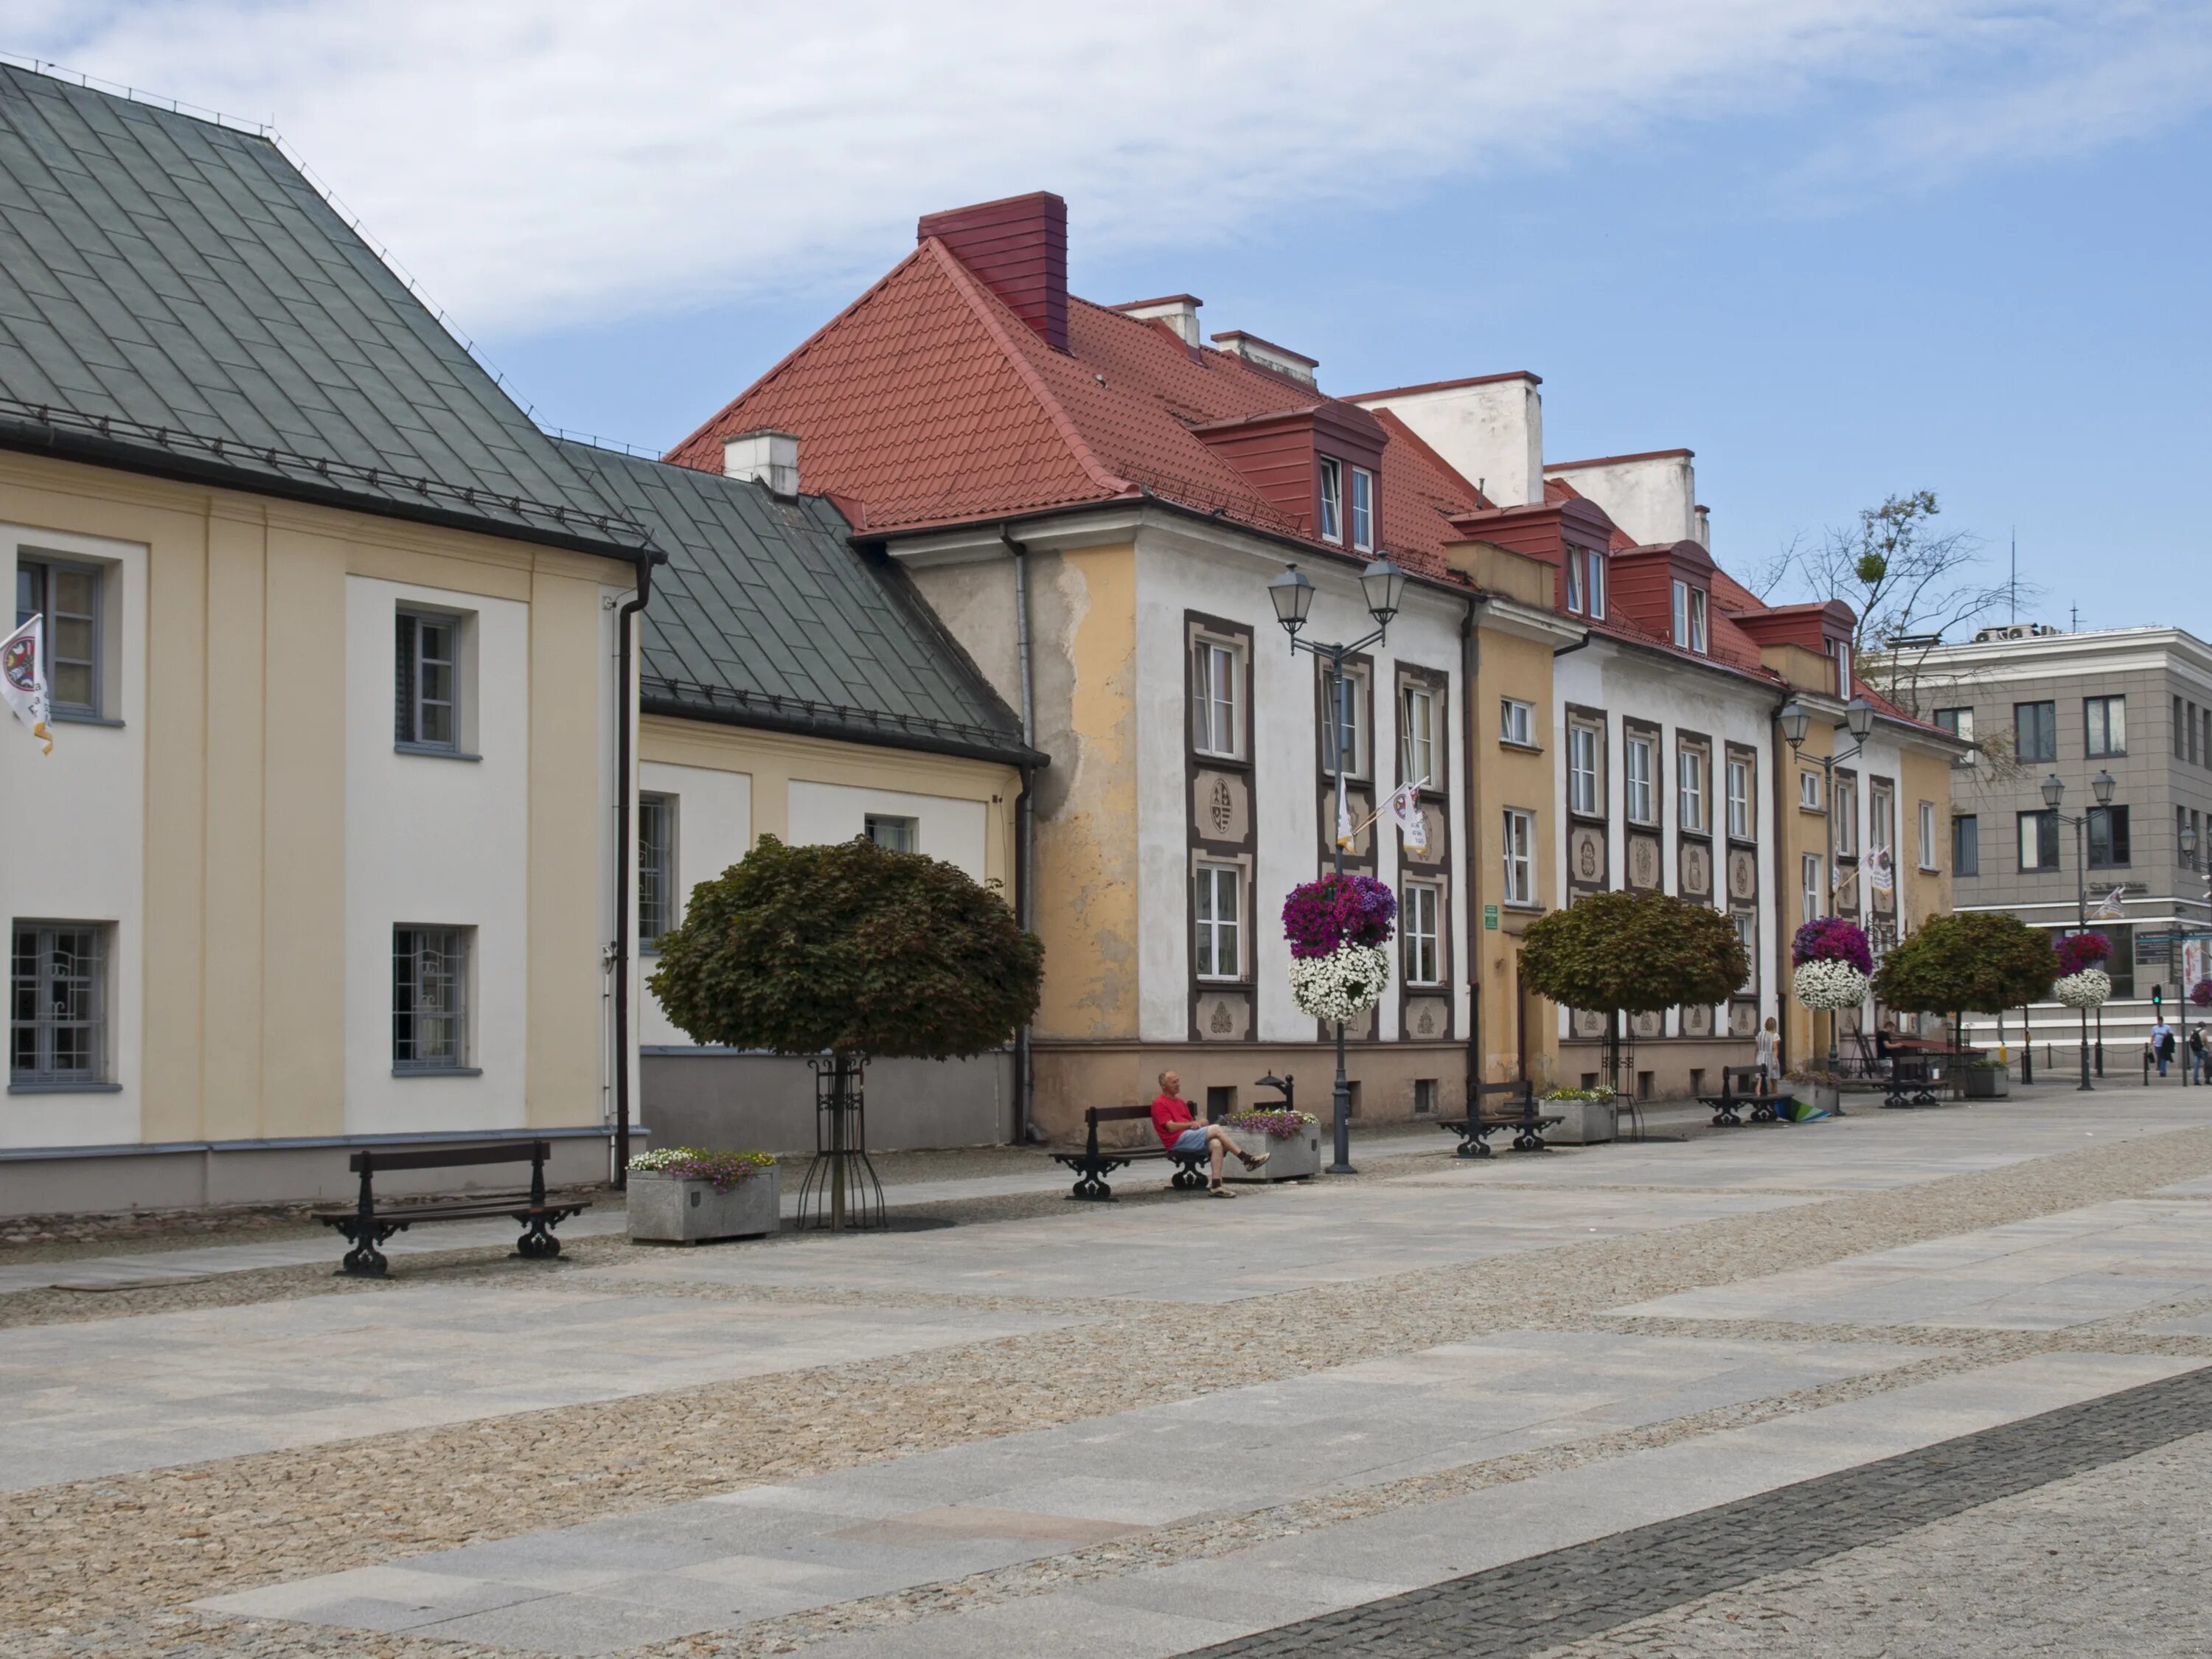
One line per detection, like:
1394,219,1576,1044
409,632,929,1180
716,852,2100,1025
1349,467,1375,552
1564,546,1584,612
1562,546,1606,618
1586,549,1606,619
1672,579,1708,654
1318,457,1343,543
1827,637,1851,696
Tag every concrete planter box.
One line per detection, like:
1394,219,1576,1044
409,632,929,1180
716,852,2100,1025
1221,1122,1321,1182
1543,1098,1616,1144
1964,1067,2009,1099
627,1165,780,1244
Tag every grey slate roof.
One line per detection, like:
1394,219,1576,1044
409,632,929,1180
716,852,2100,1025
556,441,1037,766
0,64,651,557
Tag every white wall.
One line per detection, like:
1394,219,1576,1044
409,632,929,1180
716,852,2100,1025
635,759,753,1048
1355,378,1543,506
343,576,530,1135
1,524,146,1150
1545,454,1697,548
786,779,987,877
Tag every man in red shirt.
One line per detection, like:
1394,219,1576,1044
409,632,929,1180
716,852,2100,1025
1150,1071,1267,1196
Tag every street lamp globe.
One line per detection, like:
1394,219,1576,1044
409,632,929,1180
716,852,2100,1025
2092,770,2116,806
1359,557,1407,628
1267,563,1314,639
2041,773,2065,810
1845,697,1876,742
1778,700,1811,748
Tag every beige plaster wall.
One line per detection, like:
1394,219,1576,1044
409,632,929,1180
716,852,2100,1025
1472,622,1559,1085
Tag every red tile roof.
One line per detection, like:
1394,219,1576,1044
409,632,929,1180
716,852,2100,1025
665,238,1486,575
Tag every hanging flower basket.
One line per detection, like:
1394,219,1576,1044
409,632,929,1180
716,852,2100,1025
1290,944,1391,1021
2192,978,2212,1009
2053,969,2112,1009
2054,931,2111,978
1792,959,1871,1011
1792,917,1874,974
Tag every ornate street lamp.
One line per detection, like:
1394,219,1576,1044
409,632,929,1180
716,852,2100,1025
2043,771,2115,1092
1780,693,1877,1068
1268,555,1407,1175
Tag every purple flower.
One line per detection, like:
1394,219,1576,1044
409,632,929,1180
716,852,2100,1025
1790,917,1873,974
1282,874,1397,959
2193,978,2212,1009
2054,931,2112,978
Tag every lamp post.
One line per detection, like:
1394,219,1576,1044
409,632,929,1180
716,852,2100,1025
2184,818,2200,1088
1267,556,1408,1176
1778,695,1877,1068
2041,770,2115,1093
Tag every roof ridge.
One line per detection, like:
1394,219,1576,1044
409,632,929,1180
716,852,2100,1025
918,238,1133,501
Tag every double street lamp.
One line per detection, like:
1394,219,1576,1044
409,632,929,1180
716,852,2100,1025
1778,693,1877,1068
1267,554,1408,1176
2041,770,2115,1092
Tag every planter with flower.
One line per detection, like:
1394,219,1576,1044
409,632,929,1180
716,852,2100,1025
1282,874,1397,1025
2051,932,2113,1009
627,1147,780,1244
1791,918,1874,1012
1217,1108,1323,1182
1962,1056,2011,1099
1781,1066,1844,1116
1539,1085,1619,1145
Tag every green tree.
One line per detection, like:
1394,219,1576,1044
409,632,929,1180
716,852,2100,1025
1520,891,1749,1091
1873,913,2055,1049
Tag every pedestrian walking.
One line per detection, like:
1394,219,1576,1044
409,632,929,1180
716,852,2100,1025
2191,1029,2208,1084
2152,1018,2176,1077
1755,1016,1779,1091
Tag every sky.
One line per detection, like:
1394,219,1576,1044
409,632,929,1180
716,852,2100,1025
12,0,2211,636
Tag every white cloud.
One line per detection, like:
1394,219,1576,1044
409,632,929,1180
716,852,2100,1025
13,0,2209,333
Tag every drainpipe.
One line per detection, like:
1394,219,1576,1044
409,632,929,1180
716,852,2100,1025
1461,595,1481,1104
612,557,660,1189
1004,526,1039,1144
1770,692,1792,1077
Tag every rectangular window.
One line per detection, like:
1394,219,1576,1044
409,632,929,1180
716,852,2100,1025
1799,768,1822,810
1834,773,1858,856
1399,684,1436,785
2014,700,2056,765
1801,854,1823,924
14,559,101,716
2087,804,2131,868
1732,910,1757,995
395,610,459,751
2191,702,2201,765
1678,747,1707,834
1568,725,1600,816
1585,550,1606,619
1563,547,1583,613
2176,696,2188,760
1192,638,1241,757
638,793,676,947
1869,782,1893,860
2084,695,2126,758
1952,813,1979,877
1501,808,1535,906
1402,880,1441,985
1500,697,1534,748
1322,670,1365,776
1918,799,1937,870
1829,638,1851,697
1672,581,1707,653
1625,734,1655,824
866,813,917,852
10,921,107,1085
1193,863,1242,980
1318,457,1343,543
392,925,470,1072
1349,467,1375,552
1726,758,1751,840
2017,809,2059,873
1413,1078,1438,1116
1935,705,1975,765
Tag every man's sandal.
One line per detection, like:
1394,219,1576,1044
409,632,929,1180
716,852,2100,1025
1208,1182,1237,1197
1239,1149,1270,1170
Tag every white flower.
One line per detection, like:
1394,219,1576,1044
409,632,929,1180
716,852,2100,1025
2053,969,2112,1008
1289,944,1391,1022
1792,959,1871,1011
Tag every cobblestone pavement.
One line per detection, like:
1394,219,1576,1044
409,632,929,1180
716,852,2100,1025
7,1092,2212,1658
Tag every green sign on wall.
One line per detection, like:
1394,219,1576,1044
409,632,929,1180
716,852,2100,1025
1484,904,1499,931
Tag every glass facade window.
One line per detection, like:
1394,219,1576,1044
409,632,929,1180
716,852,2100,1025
2087,804,2130,868
2014,700,2056,764
1953,813,1979,877
2084,695,2126,758
2017,809,2059,872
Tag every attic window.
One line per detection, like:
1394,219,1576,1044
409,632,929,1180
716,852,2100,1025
1349,467,1375,552
1827,637,1851,696
1672,580,1708,655
1318,458,1343,543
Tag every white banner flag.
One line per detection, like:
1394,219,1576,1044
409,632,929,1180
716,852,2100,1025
1335,785,1354,848
1,614,52,754
1866,847,1893,897
1386,777,1430,855
2093,884,2126,920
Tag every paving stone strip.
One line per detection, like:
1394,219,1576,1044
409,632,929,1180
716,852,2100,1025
8,1122,2212,1650
1180,1360,2212,1658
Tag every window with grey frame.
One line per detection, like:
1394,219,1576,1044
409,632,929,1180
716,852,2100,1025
1317,456,1343,543
638,793,675,947
10,921,107,1086
1193,862,1242,980
394,610,461,751
2017,808,2059,873
1402,880,1441,984
392,925,470,1071
2087,804,2130,868
1952,813,1979,877
15,557,101,717
865,814,917,852
1321,669,1366,776
2014,700,2056,765
2084,695,2126,758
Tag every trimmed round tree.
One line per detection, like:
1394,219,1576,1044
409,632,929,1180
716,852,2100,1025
1518,890,1750,1093
649,835,1043,1223
1871,912,2055,1057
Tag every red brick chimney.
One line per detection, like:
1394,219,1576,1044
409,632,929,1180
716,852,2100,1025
918,192,1068,352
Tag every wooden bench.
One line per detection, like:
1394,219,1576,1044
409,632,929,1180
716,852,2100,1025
1436,1080,1563,1158
313,1139,590,1277
1050,1105,1211,1200
1700,1065,1784,1127
1883,1052,1941,1110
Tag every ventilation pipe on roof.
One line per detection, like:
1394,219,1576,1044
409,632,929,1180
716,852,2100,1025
1113,294,1203,347
1694,504,1711,549
1210,330,1319,388
724,429,800,495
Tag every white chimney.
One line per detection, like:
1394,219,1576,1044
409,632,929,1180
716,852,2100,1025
1543,450,1697,546
1209,330,1319,389
1694,504,1711,549
1352,373,1543,506
1112,293,1203,347
723,428,800,495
